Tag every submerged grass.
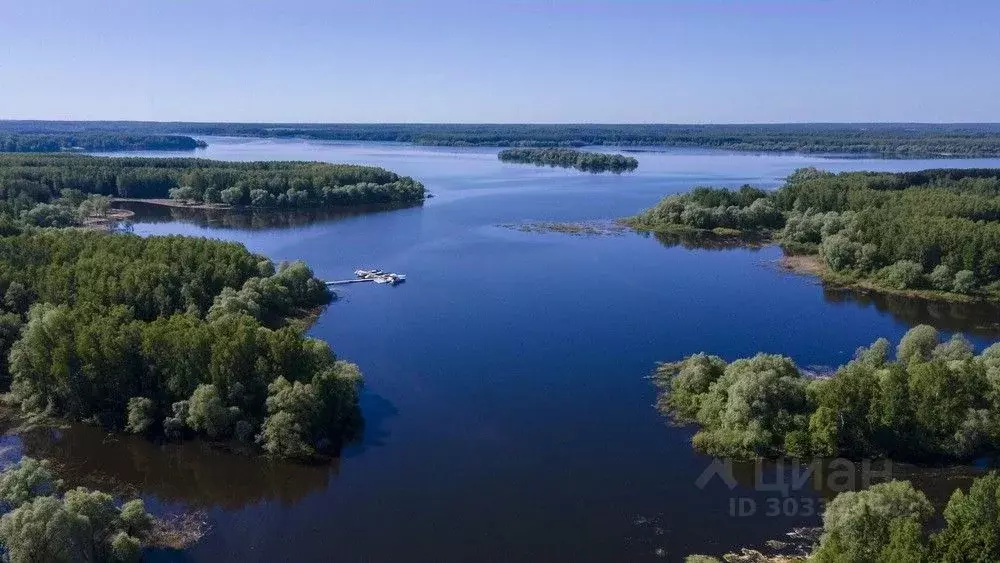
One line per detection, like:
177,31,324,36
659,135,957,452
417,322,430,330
499,220,628,236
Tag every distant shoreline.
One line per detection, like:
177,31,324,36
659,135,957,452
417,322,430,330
7,121,1000,158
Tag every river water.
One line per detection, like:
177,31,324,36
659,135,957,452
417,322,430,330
20,138,1000,562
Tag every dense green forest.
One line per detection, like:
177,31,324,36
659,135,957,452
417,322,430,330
627,167,1000,299
0,154,425,212
657,325,999,461
688,472,1000,563
0,229,362,460
5,121,1000,156
0,133,206,152
498,148,638,173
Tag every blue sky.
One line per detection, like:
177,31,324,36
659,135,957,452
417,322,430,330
1,0,998,123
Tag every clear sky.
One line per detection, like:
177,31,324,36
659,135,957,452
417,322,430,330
1,0,998,123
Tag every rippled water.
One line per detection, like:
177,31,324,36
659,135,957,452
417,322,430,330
24,139,1000,562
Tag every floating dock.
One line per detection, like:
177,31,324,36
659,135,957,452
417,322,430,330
325,268,406,286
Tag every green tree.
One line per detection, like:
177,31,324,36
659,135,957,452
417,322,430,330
186,384,236,440
813,480,933,563
931,472,1000,561
125,397,155,434
0,457,62,509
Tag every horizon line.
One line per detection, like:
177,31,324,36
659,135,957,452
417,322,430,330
3,119,1000,127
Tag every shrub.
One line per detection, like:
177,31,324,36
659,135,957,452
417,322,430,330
953,270,976,294
929,264,954,291
877,260,925,290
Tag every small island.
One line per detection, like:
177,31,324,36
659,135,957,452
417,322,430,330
657,325,998,462
498,148,638,173
0,132,207,152
625,167,1000,303
0,154,426,220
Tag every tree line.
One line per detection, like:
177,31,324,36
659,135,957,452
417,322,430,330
627,167,1000,298
6,121,1000,156
0,229,362,461
657,325,998,462
0,154,425,211
0,133,206,152
498,148,638,173
688,471,1000,563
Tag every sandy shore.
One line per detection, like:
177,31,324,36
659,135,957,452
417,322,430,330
112,198,232,211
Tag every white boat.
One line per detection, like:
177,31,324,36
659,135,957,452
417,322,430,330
355,269,386,278
353,268,405,285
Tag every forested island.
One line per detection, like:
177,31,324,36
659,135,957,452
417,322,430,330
658,325,998,461
626,168,1000,302
498,148,638,173
6,121,1000,156
0,155,425,222
0,133,206,152
0,228,362,461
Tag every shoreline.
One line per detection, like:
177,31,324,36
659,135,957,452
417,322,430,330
625,224,998,306
113,197,232,211
81,207,135,230
776,253,993,305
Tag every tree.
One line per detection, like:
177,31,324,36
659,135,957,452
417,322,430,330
0,495,90,563
219,186,244,205
932,472,1000,561
878,260,925,291
954,270,976,294
125,396,155,434
0,457,62,510
186,384,236,440
929,264,954,291
167,185,199,203
897,325,939,365
813,480,933,563
822,233,860,271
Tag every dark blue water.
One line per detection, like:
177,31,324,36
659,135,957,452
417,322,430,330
61,139,1000,561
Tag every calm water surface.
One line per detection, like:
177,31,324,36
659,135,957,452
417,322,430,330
36,139,1000,561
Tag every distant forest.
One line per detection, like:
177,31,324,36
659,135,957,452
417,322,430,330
0,133,206,152
4,121,1000,156
0,154,425,212
498,148,638,173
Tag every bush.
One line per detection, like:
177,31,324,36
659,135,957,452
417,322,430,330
125,397,155,434
186,384,236,440
929,264,954,291
953,270,976,294
821,233,860,271
814,480,932,562
877,260,925,290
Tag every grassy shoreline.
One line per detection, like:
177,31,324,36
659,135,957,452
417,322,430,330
777,252,1000,304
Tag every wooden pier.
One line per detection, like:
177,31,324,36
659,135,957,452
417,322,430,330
325,279,374,286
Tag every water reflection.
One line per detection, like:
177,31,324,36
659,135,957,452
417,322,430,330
724,458,987,505
646,230,769,252
16,425,335,510
115,201,423,230
822,287,1000,339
